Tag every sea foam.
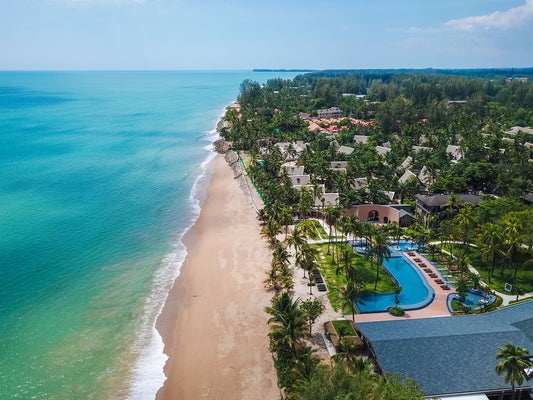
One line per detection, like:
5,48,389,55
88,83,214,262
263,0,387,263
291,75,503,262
127,120,221,400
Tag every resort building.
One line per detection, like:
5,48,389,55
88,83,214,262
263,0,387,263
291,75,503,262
354,135,370,145
317,107,343,118
290,174,311,187
338,145,355,155
354,302,533,399
415,193,482,225
505,126,533,135
315,192,339,208
400,156,413,170
281,161,305,176
375,145,391,157
446,144,463,162
344,204,415,226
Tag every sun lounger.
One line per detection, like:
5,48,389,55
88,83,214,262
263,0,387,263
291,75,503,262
440,285,450,290
448,267,459,273
423,268,432,273
413,258,422,262
429,273,438,278
435,279,444,284
317,284,327,292
439,258,448,264
418,263,427,268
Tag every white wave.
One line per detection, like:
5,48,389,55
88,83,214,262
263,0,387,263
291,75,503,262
127,115,223,400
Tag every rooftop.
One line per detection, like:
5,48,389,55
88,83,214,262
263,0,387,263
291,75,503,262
355,302,533,396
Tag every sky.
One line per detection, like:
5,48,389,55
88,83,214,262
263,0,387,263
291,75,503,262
0,0,532,70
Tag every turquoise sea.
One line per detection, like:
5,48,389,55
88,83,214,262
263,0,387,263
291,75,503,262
0,71,296,400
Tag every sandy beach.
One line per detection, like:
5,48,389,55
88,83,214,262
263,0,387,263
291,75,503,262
155,154,279,400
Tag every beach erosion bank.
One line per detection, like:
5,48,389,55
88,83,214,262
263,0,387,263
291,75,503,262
155,153,279,399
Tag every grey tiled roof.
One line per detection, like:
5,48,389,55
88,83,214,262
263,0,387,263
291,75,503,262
355,302,533,396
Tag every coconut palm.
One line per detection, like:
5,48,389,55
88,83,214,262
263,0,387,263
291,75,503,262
502,212,526,279
324,206,341,261
336,244,357,283
454,203,475,248
478,222,504,283
495,342,533,399
340,282,365,321
287,225,307,256
292,346,321,384
367,231,392,291
261,217,282,247
266,293,306,356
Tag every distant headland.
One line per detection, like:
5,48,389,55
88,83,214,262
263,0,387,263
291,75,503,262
253,69,317,72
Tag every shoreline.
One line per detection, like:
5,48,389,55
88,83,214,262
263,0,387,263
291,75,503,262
154,153,279,399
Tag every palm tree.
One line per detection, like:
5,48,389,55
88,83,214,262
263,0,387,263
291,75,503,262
340,282,365,321
287,225,306,256
336,244,355,282
279,207,294,240
292,346,321,384
502,212,526,279
368,231,391,291
478,222,504,283
324,206,340,261
266,293,306,356
298,185,314,220
261,217,282,248
495,342,533,399
454,203,475,248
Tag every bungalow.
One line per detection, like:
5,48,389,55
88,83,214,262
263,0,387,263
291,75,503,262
400,156,412,170
354,135,370,145
314,192,339,208
281,162,305,176
398,169,418,184
446,144,463,162
331,161,348,169
290,174,311,186
355,302,533,399
413,145,432,152
317,107,343,119
375,146,391,157
506,126,533,135
418,166,432,189
338,145,355,156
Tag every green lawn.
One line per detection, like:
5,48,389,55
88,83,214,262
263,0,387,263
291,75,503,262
438,243,533,293
332,320,356,336
311,243,395,313
306,219,329,240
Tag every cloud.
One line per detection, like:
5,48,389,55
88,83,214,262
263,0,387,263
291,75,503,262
444,0,533,31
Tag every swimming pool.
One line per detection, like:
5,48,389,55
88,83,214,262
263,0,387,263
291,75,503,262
356,243,435,313
449,288,497,310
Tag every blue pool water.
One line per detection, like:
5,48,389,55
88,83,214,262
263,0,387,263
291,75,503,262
454,289,496,310
357,243,433,313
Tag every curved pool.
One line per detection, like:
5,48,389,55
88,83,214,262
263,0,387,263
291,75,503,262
356,244,435,313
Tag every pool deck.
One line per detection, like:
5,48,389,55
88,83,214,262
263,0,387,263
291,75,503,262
349,251,456,323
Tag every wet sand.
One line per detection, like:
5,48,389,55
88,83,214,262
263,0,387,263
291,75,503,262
155,154,279,400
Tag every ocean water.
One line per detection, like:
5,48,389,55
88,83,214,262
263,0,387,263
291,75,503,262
0,71,296,400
